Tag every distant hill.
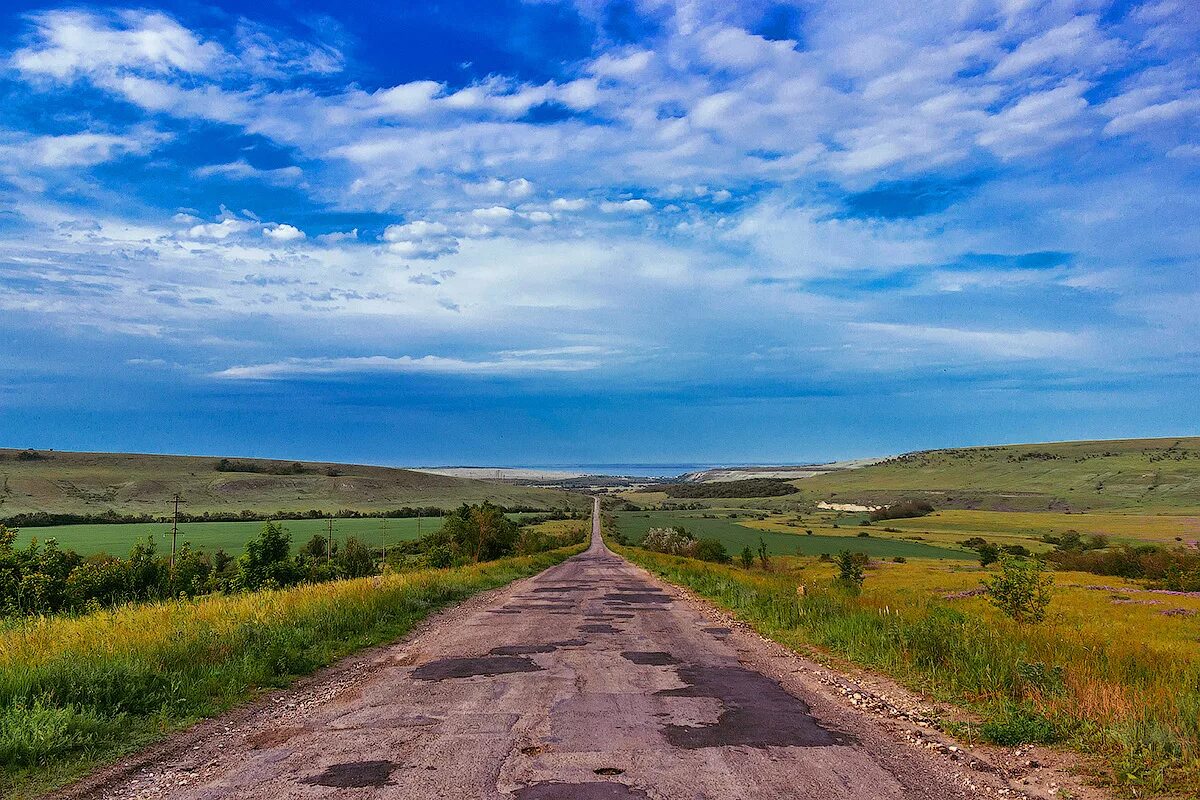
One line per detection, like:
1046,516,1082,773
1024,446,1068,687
0,449,587,518
799,437,1200,513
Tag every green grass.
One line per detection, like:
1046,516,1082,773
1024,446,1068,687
0,545,584,798
616,511,969,560
618,546,1200,796
0,448,586,518
798,437,1200,513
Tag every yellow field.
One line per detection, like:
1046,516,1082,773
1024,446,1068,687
777,556,1200,659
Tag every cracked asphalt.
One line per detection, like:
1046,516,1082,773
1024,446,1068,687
59,498,1034,800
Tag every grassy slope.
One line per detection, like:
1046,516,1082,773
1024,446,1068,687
798,437,1200,513
1,545,585,798
0,449,586,517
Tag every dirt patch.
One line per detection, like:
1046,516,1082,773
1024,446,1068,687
305,760,396,788
700,626,731,636
412,655,543,680
621,651,679,666
244,726,306,750
657,664,855,750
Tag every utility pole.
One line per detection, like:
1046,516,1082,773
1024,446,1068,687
170,493,182,568
327,517,333,560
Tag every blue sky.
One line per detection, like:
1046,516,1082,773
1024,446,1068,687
0,0,1197,466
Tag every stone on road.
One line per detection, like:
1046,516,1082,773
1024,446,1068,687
65,498,1014,800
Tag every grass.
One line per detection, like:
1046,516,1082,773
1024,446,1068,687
615,511,970,560
618,545,1200,796
0,545,584,797
796,436,1200,513
0,448,586,518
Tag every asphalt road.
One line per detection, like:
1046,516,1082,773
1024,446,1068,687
67,498,1029,800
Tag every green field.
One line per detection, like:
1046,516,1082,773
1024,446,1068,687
0,449,586,518
15,516,456,556
615,511,969,560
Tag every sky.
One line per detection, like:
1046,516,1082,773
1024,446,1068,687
0,0,1197,467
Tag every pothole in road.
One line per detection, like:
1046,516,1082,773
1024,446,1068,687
490,644,558,655
512,782,648,799
621,651,679,666
577,623,619,634
604,592,671,604
655,664,856,749
701,626,731,636
412,655,544,680
593,767,625,776
305,760,396,788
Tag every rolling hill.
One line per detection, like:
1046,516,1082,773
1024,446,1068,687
0,449,587,519
799,436,1200,513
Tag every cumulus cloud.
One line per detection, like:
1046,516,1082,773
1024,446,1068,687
262,223,305,242
599,198,652,213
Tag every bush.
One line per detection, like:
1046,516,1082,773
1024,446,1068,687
693,538,731,564
739,546,754,569
984,556,1053,624
834,551,868,593
641,528,697,557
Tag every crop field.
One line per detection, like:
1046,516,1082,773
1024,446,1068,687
619,546,1200,794
0,448,586,518
615,511,969,560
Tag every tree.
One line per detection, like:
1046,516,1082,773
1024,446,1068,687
976,542,1000,566
337,537,375,578
984,556,1053,623
237,522,296,590
835,551,868,594
756,537,770,569
739,546,754,569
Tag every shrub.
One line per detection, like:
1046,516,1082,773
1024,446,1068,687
739,546,754,569
984,556,1053,624
693,538,731,564
641,528,697,557
834,551,868,593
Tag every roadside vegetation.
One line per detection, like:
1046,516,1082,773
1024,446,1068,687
0,503,585,616
616,539,1200,796
0,544,584,797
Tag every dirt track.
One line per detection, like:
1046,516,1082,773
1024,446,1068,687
56,499,1070,800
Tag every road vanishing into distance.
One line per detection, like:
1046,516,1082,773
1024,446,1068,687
63,498,1031,800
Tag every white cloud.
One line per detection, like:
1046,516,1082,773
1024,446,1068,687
464,177,533,198
550,198,588,211
185,217,256,239
316,228,358,243
13,10,223,79
262,223,305,242
28,130,162,167
600,198,652,213
213,351,605,379
851,323,1089,360
471,205,517,222
194,160,303,184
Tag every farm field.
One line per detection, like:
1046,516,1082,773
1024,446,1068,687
0,448,586,518
615,510,969,560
